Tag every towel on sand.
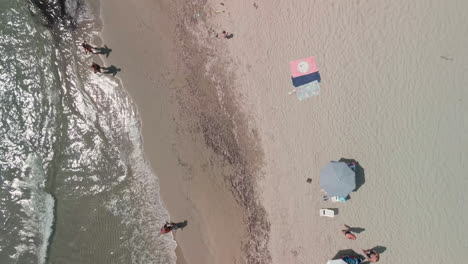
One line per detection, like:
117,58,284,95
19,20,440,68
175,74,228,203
291,71,321,87
290,56,318,78
295,81,320,100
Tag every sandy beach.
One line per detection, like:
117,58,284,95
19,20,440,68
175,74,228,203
98,1,259,264
98,0,468,264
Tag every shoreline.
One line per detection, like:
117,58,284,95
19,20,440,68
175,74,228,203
97,0,269,264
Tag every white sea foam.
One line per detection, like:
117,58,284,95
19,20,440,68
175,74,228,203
10,156,55,264
92,73,177,263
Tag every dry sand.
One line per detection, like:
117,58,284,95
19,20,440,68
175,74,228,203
212,0,468,263
99,0,467,264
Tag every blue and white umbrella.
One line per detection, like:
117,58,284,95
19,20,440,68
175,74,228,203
320,161,356,197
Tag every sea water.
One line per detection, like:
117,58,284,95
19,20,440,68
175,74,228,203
0,0,176,263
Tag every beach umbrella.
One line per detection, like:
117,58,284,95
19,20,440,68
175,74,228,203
320,161,356,197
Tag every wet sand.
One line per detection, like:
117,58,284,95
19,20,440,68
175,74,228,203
98,0,267,263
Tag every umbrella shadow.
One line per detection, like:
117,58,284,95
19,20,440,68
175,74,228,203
95,45,112,57
339,158,365,192
103,65,121,76
332,249,363,260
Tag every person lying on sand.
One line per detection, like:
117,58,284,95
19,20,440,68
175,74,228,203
362,249,380,262
342,224,357,240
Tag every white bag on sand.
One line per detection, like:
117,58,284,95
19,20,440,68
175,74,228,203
326,260,347,264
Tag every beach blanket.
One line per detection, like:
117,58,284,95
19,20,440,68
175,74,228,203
290,56,318,78
341,256,363,264
295,81,320,100
291,71,321,87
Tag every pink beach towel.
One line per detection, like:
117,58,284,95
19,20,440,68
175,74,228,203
290,56,318,78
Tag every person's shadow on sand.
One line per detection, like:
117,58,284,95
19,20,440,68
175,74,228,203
371,246,387,254
95,45,112,57
348,226,365,234
173,220,188,230
333,249,361,260
339,157,365,192
103,65,121,76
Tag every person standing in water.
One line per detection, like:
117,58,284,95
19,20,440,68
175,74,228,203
91,63,102,74
160,222,176,233
82,40,97,54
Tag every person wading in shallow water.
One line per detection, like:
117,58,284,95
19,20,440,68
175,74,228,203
341,224,357,240
160,222,174,233
160,222,180,234
160,220,188,234
82,40,97,54
91,63,102,74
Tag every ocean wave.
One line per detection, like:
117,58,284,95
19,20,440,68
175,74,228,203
10,156,55,264
1,1,59,263
1,0,177,263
